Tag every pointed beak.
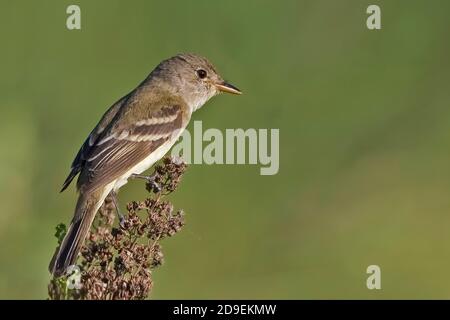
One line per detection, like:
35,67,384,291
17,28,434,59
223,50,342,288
215,81,242,95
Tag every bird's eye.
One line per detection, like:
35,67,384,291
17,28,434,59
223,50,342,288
196,69,207,79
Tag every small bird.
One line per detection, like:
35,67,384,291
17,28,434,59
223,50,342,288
50,53,241,276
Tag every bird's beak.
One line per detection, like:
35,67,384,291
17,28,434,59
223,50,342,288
215,81,242,95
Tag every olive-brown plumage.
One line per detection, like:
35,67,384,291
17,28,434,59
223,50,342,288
50,54,241,276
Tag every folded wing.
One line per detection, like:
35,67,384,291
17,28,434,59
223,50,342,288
78,104,184,193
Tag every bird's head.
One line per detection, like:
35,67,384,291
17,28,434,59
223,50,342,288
150,53,241,111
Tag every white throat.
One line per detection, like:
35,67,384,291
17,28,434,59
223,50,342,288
189,94,210,113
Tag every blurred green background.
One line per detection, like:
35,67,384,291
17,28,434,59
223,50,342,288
1,0,450,299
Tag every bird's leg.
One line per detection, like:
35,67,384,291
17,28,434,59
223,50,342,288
130,173,161,193
110,190,125,228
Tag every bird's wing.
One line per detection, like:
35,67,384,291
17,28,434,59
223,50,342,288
60,94,131,192
77,102,186,194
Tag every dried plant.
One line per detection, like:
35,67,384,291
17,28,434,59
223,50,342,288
48,157,187,300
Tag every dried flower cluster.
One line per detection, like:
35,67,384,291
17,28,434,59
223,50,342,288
48,157,187,300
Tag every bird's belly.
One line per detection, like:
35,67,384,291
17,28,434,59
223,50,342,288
113,134,181,192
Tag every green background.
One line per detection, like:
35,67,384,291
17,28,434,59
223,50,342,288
1,0,450,299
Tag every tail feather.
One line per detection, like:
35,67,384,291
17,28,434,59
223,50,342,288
49,190,106,277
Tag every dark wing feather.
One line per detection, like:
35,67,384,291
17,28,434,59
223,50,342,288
77,105,184,193
60,94,131,192
60,135,91,192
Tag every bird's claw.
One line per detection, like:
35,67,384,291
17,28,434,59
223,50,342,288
118,214,126,229
131,173,161,193
146,178,161,193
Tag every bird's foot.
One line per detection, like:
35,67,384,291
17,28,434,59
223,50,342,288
130,173,161,193
110,191,126,229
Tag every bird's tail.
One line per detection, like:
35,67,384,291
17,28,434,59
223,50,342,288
49,189,107,277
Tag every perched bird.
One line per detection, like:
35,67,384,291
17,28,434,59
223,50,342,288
50,53,241,276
